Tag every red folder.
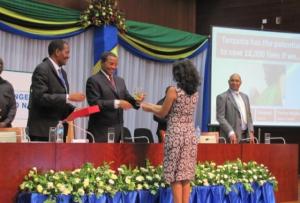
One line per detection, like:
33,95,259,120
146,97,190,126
64,105,100,122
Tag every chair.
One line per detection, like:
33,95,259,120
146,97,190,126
134,128,154,143
122,127,134,143
199,131,222,144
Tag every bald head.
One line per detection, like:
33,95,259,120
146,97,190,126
228,73,242,91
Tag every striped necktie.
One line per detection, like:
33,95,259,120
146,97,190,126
58,68,67,90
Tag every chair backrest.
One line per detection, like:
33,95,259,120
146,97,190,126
0,127,22,142
134,128,154,143
122,127,133,143
199,131,219,144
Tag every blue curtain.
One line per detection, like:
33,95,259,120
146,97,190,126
17,182,275,203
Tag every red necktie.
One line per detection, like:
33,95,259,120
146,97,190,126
109,75,116,89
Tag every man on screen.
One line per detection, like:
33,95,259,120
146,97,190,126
27,40,85,141
216,73,254,144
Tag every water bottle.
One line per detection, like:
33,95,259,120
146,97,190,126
195,126,201,142
56,121,64,143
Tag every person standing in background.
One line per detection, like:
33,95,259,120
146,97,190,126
0,58,16,127
27,40,85,141
142,59,200,203
216,73,254,144
86,51,143,142
153,86,170,142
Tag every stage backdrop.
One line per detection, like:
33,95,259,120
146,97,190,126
2,70,31,127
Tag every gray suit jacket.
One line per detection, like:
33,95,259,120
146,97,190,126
216,89,253,142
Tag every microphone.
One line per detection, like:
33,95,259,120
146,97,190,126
61,120,95,143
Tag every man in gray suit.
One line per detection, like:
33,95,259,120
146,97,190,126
216,73,254,144
86,52,143,142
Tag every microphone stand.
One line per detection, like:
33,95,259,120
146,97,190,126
63,121,95,143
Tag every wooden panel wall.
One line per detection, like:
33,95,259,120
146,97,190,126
196,0,300,35
38,0,196,33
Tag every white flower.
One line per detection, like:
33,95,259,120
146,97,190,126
137,184,143,190
125,176,131,184
154,174,161,180
108,179,115,185
140,167,148,172
253,175,258,180
37,185,43,193
32,167,37,172
106,185,112,191
146,175,152,181
117,168,124,173
143,183,149,189
111,174,118,180
47,182,54,189
136,176,144,182
96,177,101,182
97,188,104,194
50,169,55,174
74,178,80,184
78,188,85,196
83,178,89,188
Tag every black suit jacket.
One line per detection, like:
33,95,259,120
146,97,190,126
86,71,138,142
0,77,16,127
27,58,75,138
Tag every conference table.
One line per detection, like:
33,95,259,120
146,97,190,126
0,143,297,202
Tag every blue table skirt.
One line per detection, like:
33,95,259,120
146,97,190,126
17,182,275,203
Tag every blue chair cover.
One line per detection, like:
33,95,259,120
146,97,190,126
194,186,211,203
122,191,138,203
237,183,250,203
88,194,109,203
228,184,241,203
159,187,173,203
138,190,159,203
16,182,275,203
17,192,31,203
250,182,263,203
189,187,197,203
211,185,226,203
262,182,275,203
107,192,122,203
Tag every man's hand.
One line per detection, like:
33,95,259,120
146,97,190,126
249,131,255,144
229,134,237,144
0,122,7,128
69,93,85,102
119,100,133,110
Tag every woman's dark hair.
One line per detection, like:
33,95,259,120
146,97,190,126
172,59,201,95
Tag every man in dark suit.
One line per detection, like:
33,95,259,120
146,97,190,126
86,52,142,142
0,58,16,127
27,40,85,141
216,73,254,144
153,86,170,142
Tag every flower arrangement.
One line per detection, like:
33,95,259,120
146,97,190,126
19,160,277,202
80,0,126,32
192,159,278,193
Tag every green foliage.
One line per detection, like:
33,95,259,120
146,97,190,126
19,159,278,202
80,0,126,32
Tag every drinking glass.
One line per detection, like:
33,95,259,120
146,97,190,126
107,128,115,143
49,127,57,142
264,133,271,144
133,87,145,101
